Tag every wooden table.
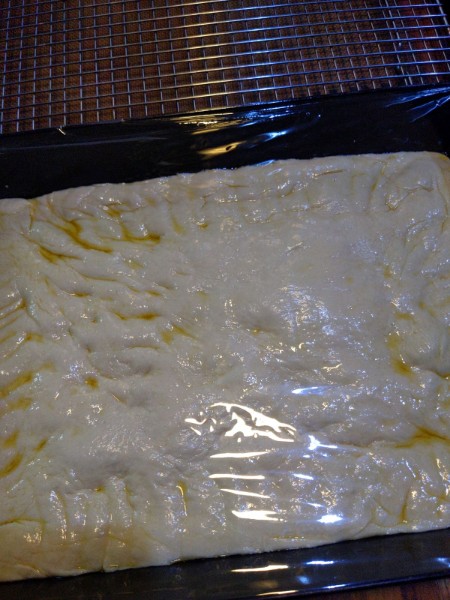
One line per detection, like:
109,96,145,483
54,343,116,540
309,577,450,599
2,1,450,134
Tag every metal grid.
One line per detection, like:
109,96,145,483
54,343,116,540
1,0,450,134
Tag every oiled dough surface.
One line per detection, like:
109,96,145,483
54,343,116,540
0,152,449,581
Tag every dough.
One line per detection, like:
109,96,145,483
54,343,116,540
0,152,449,581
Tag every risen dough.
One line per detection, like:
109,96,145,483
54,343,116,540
0,152,449,581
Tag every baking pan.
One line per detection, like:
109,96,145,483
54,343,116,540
1,86,450,598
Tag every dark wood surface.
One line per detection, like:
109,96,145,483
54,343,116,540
310,577,450,599
2,1,450,133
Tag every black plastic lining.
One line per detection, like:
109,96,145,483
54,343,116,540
1,85,450,199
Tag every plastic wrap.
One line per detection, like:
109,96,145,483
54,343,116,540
1,87,450,598
1,85,450,199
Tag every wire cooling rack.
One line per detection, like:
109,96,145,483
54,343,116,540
1,0,450,134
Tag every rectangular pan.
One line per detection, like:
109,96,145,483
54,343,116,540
1,86,450,599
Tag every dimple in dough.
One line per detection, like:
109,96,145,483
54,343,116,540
0,152,449,581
